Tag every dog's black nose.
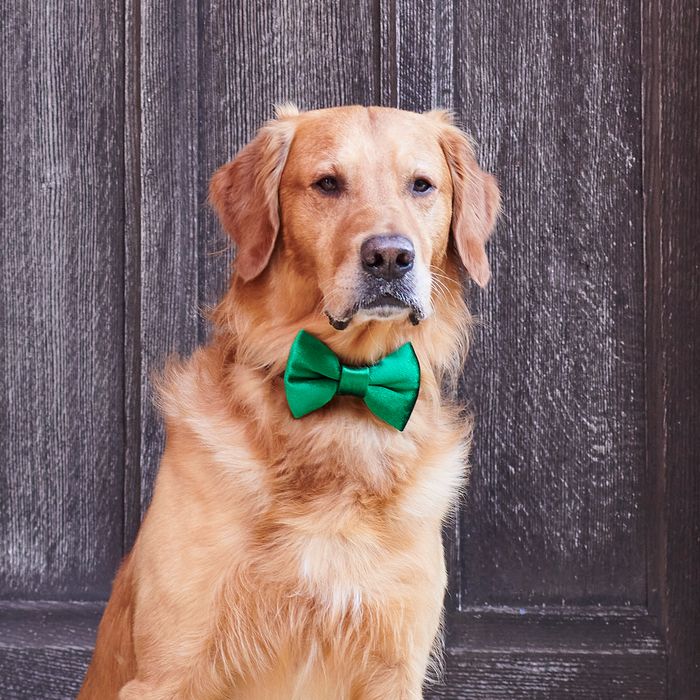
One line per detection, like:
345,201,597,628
360,235,415,280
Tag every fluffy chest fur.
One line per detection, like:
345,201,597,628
134,342,470,698
158,342,469,617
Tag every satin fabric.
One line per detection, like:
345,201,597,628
283,330,421,431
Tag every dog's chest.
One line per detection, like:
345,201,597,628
269,446,463,618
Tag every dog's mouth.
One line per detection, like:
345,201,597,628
325,292,426,331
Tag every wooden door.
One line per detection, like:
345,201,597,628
1,1,698,698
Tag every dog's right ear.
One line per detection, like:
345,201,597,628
426,110,500,287
209,112,297,281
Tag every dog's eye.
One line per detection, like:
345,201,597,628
315,176,339,194
412,178,434,194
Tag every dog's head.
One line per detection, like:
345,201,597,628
210,105,499,365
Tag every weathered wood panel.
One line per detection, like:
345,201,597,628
138,0,202,512
122,0,143,548
381,0,454,112
643,0,700,697
0,648,90,700
432,607,665,699
0,604,665,699
0,602,97,700
0,0,125,598
454,0,647,605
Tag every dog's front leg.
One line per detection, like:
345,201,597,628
118,678,181,700
352,559,446,700
117,659,237,700
350,615,442,700
351,657,427,700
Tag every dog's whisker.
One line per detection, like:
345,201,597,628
430,277,457,307
207,244,234,257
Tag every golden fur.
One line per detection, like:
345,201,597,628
79,105,499,700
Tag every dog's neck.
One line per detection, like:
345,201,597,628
155,260,476,500
211,257,473,394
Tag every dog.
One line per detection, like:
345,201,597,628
79,104,499,700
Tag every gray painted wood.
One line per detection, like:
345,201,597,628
454,0,647,605
0,602,98,700
643,0,700,697
0,603,665,699
122,0,144,550
391,0,455,112
434,607,665,699
0,0,125,599
0,649,91,700
138,0,202,512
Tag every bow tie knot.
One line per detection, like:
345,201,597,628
338,365,370,398
284,330,420,431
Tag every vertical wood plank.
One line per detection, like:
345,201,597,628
396,0,454,111
377,0,454,111
644,0,700,696
122,0,143,547
376,0,397,106
453,1,647,605
0,1,125,597
138,0,200,512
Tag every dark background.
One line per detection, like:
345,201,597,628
1,1,698,698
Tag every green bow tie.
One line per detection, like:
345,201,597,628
284,330,420,431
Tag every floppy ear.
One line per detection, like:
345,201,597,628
430,112,500,286
209,115,296,281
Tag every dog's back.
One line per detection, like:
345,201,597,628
78,555,136,699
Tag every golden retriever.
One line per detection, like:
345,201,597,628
79,104,499,700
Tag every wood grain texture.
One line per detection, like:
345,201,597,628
0,0,125,598
0,648,90,700
453,0,647,605
389,0,455,111
429,607,665,699
0,603,664,699
643,0,700,697
138,0,201,512
377,0,455,110
0,602,98,700
122,0,143,550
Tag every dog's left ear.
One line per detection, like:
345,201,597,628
209,109,297,281
428,111,501,287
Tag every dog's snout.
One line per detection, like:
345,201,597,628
360,235,415,280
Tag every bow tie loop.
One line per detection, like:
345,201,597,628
284,330,420,431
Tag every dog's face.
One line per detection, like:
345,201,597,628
278,108,454,329
210,106,499,331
